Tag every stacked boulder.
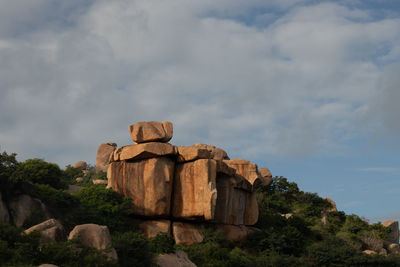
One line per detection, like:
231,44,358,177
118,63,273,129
106,121,269,244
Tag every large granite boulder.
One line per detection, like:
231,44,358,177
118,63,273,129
172,222,204,245
172,159,217,221
137,220,171,238
193,144,229,161
24,219,65,244
381,220,399,244
96,143,117,172
111,142,176,161
155,250,197,267
129,121,173,143
108,157,175,217
217,224,260,243
8,194,49,227
224,159,261,187
387,243,400,255
0,192,10,223
68,224,117,260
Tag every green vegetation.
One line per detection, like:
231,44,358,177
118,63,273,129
0,151,399,266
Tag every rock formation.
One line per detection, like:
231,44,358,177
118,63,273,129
96,143,117,172
24,219,65,244
106,121,272,244
154,250,197,267
68,224,118,260
8,194,49,227
73,161,88,170
0,192,10,223
381,220,399,244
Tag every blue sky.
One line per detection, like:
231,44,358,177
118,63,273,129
1,0,400,222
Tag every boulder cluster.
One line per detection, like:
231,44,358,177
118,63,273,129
98,121,272,244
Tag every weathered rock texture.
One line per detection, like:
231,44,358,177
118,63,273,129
8,194,49,227
107,121,271,245
96,143,117,172
381,220,399,244
129,121,173,143
24,219,65,244
155,250,197,267
68,224,118,260
258,168,272,186
137,219,171,238
108,157,174,217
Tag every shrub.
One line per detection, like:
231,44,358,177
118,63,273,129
112,231,152,267
0,151,19,188
149,232,175,254
11,158,66,189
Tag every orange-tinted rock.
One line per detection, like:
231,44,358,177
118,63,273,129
326,197,338,212
129,121,173,143
112,142,175,161
138,220,171,238
172,222,204,245
214,174,257,225
108,157,174,217
92,179,108,185
96,143,117,172
172,159,217,221
216,161,236,176
224,159,261,188
193,144,229,161
176,146,211,163
258,168,272,187
381,220,399,244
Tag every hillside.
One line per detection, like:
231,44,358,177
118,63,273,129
0,121,400,267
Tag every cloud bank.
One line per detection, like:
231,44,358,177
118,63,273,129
1,0,399,167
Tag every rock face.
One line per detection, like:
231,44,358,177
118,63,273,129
108,157,175,217
217,224,260,243
137,220,171,238
8,194,49,227
24,219,65,244
112,142,175,161
73,161,87,170
106,121,270,245
381,220,399,244
129,121,173,143
172,159,217,221
387,243,400,255
96,143,117,172
155,250,197,267
68,224,118,260
325,198,338,212
172,222,204,245
0,192,10,223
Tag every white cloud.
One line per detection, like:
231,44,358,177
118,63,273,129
0,0,400,167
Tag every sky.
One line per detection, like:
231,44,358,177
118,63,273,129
1,0,400,222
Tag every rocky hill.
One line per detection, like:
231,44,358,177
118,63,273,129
0,121,399,266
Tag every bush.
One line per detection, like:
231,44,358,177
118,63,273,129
0,151,19,188
149,232,175,254
112,231,152,267
11,158,66,189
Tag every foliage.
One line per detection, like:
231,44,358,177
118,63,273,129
111,230,152,267
11,158,66,189
62,165,84,182
0,151,19,188
74,185,133,232
148,232,175,254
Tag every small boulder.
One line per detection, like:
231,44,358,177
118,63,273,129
387,243,400,255
92,179,108,185
75,177,84,183
172,222,204,245
96,143,117,173
68,224,118,260
325,198,338,212
38,265,59,267
155,250,197,267
363,250,377,255
129,121,173,143
258,168,272,187
381,220,399,244
73,161,87,170
24,219,65,244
